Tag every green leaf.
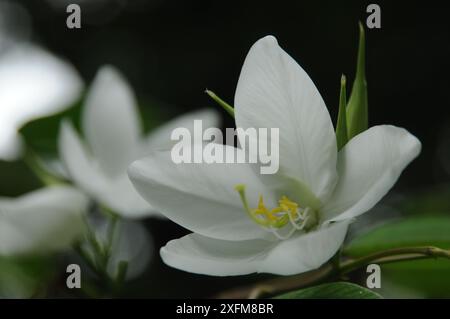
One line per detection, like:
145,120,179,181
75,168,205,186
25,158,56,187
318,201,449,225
336,74,348,150
274,282,382,299
346,22,368,140
395,186,450,216
344,216,450,298
19,100,83,156
0,256,55,298
19,97,165,157
381,259,450,298
205,89,235,118
345,216,450,257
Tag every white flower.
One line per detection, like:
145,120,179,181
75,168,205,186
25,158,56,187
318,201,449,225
59,66,220,218
0,44,83,160
128,36,421,276
0,186,88,256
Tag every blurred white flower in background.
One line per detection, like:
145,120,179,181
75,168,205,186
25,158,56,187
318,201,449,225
0,186,88,256
59,66,220,218
0,44,83,161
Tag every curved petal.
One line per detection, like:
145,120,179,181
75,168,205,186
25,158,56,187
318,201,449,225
59,121,154,218
128,146,275,241
259,220,350,275
160,233,270,276
82,66,141,176
0,44,83,161
98,175,157,219
59,120,106,197
160,220,349,276
144,108,221,152
322,125,421,222
0,186,88,256
234,36,337,202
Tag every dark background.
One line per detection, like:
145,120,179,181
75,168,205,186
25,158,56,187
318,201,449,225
10,0,450,297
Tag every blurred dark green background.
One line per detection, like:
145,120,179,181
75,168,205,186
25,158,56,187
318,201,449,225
1,0,450,298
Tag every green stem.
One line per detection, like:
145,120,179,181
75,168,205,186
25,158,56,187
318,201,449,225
217,246,450,298
339,246,450,275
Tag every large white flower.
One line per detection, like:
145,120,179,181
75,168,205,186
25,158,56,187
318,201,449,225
59,66,220,218
128,36,421,276
0,44,83,160
0,186,88,256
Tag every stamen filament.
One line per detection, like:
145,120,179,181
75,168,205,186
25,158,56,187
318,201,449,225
235,184,269,227
235,184,319,239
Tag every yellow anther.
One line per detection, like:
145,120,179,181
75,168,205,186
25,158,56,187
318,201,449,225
252,195,279,222
235,185,303,229
278,196,300,219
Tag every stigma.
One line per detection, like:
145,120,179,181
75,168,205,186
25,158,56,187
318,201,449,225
235,184,318,240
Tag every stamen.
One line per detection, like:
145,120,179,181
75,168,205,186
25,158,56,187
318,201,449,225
235,184,318,240
235,184,269,227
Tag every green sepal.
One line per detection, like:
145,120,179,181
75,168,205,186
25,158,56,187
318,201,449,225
346,22,368,139
336,74,348,150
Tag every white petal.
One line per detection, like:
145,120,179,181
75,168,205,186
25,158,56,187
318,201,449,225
59,121,154,218
160,220,349,276
322,125,421,222
82,66,141,176
0,44,82,161
97,175,157,219
0,186,88,256
234,36,337,202
144,109,220,152
259,220,350,275
160,233,270,276
128,146,275,241
59,120,106,197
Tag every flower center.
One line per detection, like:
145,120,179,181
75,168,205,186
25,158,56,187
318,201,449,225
235,184,318,240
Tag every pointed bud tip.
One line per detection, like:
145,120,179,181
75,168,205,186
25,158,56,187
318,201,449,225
205,89,215,97
358,21,366,38
358,21,364,30
341,74,346,85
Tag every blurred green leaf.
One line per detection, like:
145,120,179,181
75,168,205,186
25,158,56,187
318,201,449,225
381,259,450,298
346,22,368,140
19,96,166,157
336,74,348,150
0,256,55,298
0,160,41,196
395,185,450,216
274,282,381,299
344,216,450,256
345,216,450,298
19,100,83,156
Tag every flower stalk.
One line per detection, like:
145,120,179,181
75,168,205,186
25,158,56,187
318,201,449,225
217,246,450,298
